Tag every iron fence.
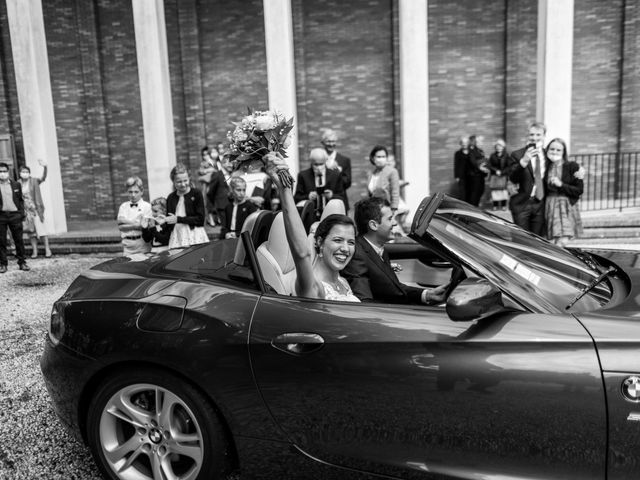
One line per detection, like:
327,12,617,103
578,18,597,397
570,152,640,211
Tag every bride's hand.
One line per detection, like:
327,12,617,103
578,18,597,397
263,152,289,187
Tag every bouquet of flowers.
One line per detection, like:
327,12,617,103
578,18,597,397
227,108,295,188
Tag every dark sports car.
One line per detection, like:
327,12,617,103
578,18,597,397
41,193,640,480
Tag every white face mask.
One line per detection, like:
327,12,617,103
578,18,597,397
548,152,562,163
20,172,30,180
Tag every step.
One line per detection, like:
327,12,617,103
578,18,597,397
580,226,640,239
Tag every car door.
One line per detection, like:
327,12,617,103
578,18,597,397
249,295,606,479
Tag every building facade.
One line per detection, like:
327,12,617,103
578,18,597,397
0,0,638,232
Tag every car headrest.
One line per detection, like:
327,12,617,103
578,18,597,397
233,210,273,265
298,199,317,233
264,213,295,274
320,199,346,220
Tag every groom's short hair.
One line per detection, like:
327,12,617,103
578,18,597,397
354,197,390,235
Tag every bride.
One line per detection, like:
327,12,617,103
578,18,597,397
265,153,360,302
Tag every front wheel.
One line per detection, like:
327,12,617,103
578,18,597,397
86,368,230,480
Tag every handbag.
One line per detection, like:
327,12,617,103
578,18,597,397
22,214,36,234
489,175,507,190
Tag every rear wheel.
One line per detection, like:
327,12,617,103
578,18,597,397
86,368,230,480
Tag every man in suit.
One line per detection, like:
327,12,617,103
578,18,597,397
321,129,352,212
508,121,547,236
0,162,30,272
342,197,447,304
294,148,346,213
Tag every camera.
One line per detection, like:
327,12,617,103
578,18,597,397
526,142,537,150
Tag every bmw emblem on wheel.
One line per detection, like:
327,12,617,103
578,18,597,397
622,376,640,402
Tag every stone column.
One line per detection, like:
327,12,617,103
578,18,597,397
537,0,574,147
6,0,67,233
399,0,430,216
132,0,176,199
263,0,300,177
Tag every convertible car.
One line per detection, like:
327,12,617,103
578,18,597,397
41,193,640,480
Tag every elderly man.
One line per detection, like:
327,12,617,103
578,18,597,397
321,129,352,212
294,148,345,213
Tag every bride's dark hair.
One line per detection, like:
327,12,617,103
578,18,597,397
314,214,355,253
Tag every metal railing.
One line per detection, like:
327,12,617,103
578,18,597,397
570,152,640,211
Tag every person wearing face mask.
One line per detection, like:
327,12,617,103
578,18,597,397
543,138,583,247
19,159,52,258
366,145,399,211
0,162,30,272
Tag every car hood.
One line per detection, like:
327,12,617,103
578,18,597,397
60,249,180,301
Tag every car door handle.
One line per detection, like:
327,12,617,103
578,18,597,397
271,333,325,355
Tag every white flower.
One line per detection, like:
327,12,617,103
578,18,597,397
255,111,277,131
232,126,248,142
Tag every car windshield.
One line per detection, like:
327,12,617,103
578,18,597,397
422,196,612,313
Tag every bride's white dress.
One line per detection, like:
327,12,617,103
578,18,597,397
321,277,360,302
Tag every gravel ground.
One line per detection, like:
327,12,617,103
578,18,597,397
0,254,113,479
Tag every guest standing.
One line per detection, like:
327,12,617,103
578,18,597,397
0,162,29,272
117,176,152,255
141,197,171,250
321,128,352,212
166,163,209,248
508,122,547,236
488,139,510,210
294,148,346,214
544,138,583,246
367,145,399,211
453,136,471,201
18,159,52,257
466,135,489,206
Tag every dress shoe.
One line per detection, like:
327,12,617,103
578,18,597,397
19,263,30,271
0,265,6,274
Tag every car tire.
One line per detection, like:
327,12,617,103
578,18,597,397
86,367,230,480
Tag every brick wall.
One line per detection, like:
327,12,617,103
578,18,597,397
165,0,205,170
198,0,269,154
3,0,639,223
571,0,623,154
42,0,145,221
619,0,640,152
292,0,395,208
504,0,537,149
428,0,509,195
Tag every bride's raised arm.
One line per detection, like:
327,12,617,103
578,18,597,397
264,153,322,299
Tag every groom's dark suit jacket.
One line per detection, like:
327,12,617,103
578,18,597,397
342,236,423,304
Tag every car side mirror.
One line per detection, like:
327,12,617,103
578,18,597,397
446,277,505,322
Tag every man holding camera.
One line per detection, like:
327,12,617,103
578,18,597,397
508,121,547,236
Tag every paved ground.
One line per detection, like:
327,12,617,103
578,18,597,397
0,254,114,479
0,253,242,480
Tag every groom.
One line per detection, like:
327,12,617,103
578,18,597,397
342,197,446,304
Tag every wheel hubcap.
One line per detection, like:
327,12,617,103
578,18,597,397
99,383,204,480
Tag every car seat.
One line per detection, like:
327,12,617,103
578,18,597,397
233,210,275,266
256,213,297,295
